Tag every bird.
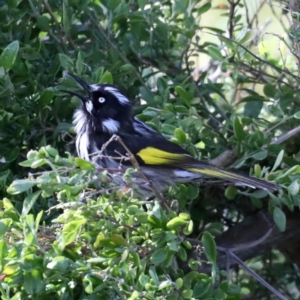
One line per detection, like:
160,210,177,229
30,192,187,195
61,73,278,195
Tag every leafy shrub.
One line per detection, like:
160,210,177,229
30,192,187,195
1,0,300,299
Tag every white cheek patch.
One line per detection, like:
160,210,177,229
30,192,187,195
73,109,91,161
76,132,90,161
73,110,86,134
102,118,120,133
86,101,93,113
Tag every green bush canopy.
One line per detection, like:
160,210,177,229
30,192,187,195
0,0,300,299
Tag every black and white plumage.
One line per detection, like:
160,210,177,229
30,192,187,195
62,73,278,194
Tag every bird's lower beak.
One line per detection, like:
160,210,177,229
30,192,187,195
60,89,88,103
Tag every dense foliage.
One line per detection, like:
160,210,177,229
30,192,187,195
1,0,300,299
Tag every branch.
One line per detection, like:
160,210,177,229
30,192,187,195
202,31,300,82
228,0,241,39
182,208,300,299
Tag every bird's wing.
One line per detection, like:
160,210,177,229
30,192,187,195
97,131,194,165
94,119,278,191
99,134,277,191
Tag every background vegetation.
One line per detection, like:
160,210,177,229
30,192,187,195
0,0,300,299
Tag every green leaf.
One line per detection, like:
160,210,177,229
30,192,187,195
174,128,187,144
172,0,189,15
149,266,159,285
47,256,74,271
0,222,6,239
19,160,35,167
193,280,211,298
233,117,244,141
254,164,261,177
214,288,225,300
0,240,8,259
178,245,187,261
288,181,299,196
59,53,74,70
151,248,168,264
24,270,42,295
39,88,54,106
55,122,72,134
182,289,193,299
0,40,19,69
207,45,223,61
273,207,286,232
263,84,277,98
271,150,284,172
244,101,263,118
45,146,59,157
236,26,248,42
183,220,193,235
139,274,150,286
179,213,190,221
140,86,154,102
110,234,128,246
138,0,147,9
36,15,49,31
62,0,70,34
74,158,94,169
76,51,84,75
201,231,217,265
61,219,87,247
225,186,237,199
294,111,300,119
35,210,43,231
162,124,176,135
252,150,268,161
166,216,187,229
22,191,41,216
7,180,36,195
99,70,113,84
3,198,14,210
175,86,190,106
129,291,139,300
198,2,211,15
31,159,46,168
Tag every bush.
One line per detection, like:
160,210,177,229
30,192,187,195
1,0,300,299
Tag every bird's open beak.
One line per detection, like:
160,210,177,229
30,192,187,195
60,73,92,103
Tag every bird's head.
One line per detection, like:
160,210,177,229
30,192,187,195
62,73,133,134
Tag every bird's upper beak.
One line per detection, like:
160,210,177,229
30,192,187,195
60,73,92,103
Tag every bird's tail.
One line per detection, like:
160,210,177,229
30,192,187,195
185,165,278,191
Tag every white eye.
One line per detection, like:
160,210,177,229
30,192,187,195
98,97,106,103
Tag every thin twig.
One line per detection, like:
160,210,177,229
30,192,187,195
187,224,287,300
113,135,170,211
265,31,300,62
43,0,77,49
89,12,151,93
201,31,300,81
224,251,288,300
271,125,300,145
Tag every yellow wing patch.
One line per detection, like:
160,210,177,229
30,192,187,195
137,147,187,165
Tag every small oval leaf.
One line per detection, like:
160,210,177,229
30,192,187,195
273,207,286,232
201,231,217,265
233,117,244,141
0,40,19,69
7,180,36,195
